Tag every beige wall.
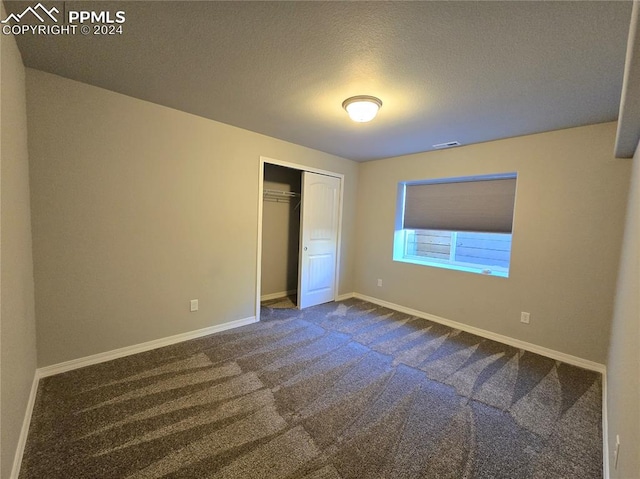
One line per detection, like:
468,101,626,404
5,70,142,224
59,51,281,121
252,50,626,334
355,123,629,363
26,69,358,367
261,164,301,297
0,19,38,479
606,141,639,478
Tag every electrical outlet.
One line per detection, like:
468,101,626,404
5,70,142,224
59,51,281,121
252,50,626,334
614,435,620,469
520,312,530,324
377,279,383,287
190,299,198,312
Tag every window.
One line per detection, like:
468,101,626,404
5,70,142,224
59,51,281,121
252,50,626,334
393,173,517,277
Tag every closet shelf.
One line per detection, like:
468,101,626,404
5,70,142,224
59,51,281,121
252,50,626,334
263,188,300,202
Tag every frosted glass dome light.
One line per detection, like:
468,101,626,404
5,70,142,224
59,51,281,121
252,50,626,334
342,95,382,123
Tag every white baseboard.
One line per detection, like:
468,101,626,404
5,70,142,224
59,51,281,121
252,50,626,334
38,316,258,378
261,290,296,301
352,293,606,374
335,292,355,301
10,372,39,479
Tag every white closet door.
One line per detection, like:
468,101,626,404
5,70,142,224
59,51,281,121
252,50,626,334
298,172,341,309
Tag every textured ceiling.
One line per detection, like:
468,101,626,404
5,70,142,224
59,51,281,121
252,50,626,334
7,1,634,161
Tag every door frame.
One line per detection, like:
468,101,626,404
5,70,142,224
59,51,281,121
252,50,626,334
256,156,345,322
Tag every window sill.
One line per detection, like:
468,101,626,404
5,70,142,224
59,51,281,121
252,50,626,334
393,256,509,278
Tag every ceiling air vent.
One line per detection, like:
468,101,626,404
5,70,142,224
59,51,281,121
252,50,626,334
433,141,461,149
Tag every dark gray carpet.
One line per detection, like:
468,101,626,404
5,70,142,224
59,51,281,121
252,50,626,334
19,299,603,478
261,295,297,309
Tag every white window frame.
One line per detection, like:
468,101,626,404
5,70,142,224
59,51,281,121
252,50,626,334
394,229,510,277
393,177,515,278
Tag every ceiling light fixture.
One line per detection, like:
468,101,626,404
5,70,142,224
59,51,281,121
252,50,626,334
342,95,382,123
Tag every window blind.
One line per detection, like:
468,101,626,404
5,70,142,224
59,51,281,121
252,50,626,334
403,176,517,233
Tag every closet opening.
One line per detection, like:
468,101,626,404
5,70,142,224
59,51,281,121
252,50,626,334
260,163,302,310
256,157,344,322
